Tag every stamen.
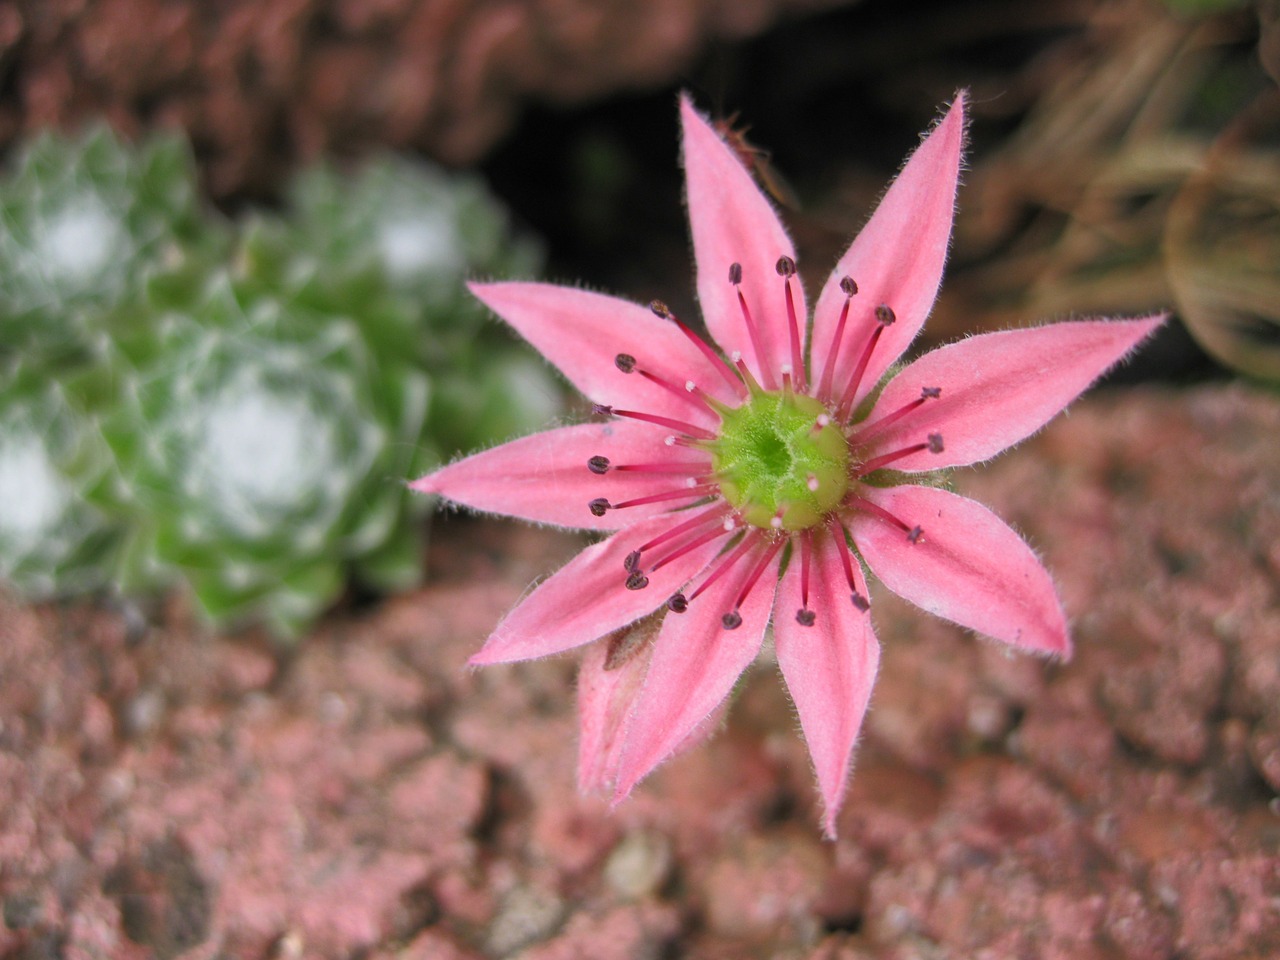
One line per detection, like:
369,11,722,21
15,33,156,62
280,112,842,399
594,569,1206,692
850,386,942,443
830,518,856,588
818,275,858,401
729,537,785,614
588,456,610,475
687,533,758,602
683,379,726,413
874,304,896,325
613,461,710,475
624,550,641,572
666,435,711,450
730,262,776,389
625,570,650,590
608,408,717,441
828,519,871,612
636,367,724,418
835,315,890,422
799,530,813,609
849,496,921,542
667,592,689,613
653,299,746,398
589,498,610,517
854,434,944,477
727,538,784,627
636,506,731,557
648,522,734,573
734,356,764,396
615,353,637,373
795,531,816,625
777,255,805,391
611,483,718,511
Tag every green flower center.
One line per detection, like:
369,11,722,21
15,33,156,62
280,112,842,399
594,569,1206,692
711,390,850,530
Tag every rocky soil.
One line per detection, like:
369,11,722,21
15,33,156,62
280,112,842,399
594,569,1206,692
2,383,1278,959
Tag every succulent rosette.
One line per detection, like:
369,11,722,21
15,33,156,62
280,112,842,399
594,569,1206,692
413,93,1166,835
1,122,553,633
0,125,216,369
274,156,559,456
0,366,118,598
98,269,429,636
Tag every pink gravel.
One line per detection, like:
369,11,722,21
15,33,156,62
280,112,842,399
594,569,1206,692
1,384,1278,958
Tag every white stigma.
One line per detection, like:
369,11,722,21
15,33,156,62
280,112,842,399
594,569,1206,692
807,473,820,492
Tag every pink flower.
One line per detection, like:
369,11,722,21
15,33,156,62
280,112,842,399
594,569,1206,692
411,92,1165,837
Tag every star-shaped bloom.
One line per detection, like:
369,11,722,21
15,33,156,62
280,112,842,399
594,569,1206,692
412,92,1164,837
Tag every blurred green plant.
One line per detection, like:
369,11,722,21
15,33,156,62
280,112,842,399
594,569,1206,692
0,364,118,598
0,125,220,370
0,127,557,636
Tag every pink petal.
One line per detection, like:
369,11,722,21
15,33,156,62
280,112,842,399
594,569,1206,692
612,543,780,799
774,529,880,839
810,94,966,409
409,421,710,531
471,508,729,664
469,281,734,427
862,315,1167,471
576,617,658,795
850,485,1069,656
681,94,805,388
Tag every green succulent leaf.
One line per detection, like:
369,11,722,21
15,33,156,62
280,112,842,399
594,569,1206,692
0,368,120,597
0,125,225,369
1,123,552,637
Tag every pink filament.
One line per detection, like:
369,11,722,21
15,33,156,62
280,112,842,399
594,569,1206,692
817,295,853,402
670,313,747,398
611,408,717,441
732,537,785,611
855,442,929,477
649,522,734,572
835,324,886,421
735,287,776,390
638,505,732,555
687,533,759,601
612,483,717,510
784,277,805,393
851,396,928,444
